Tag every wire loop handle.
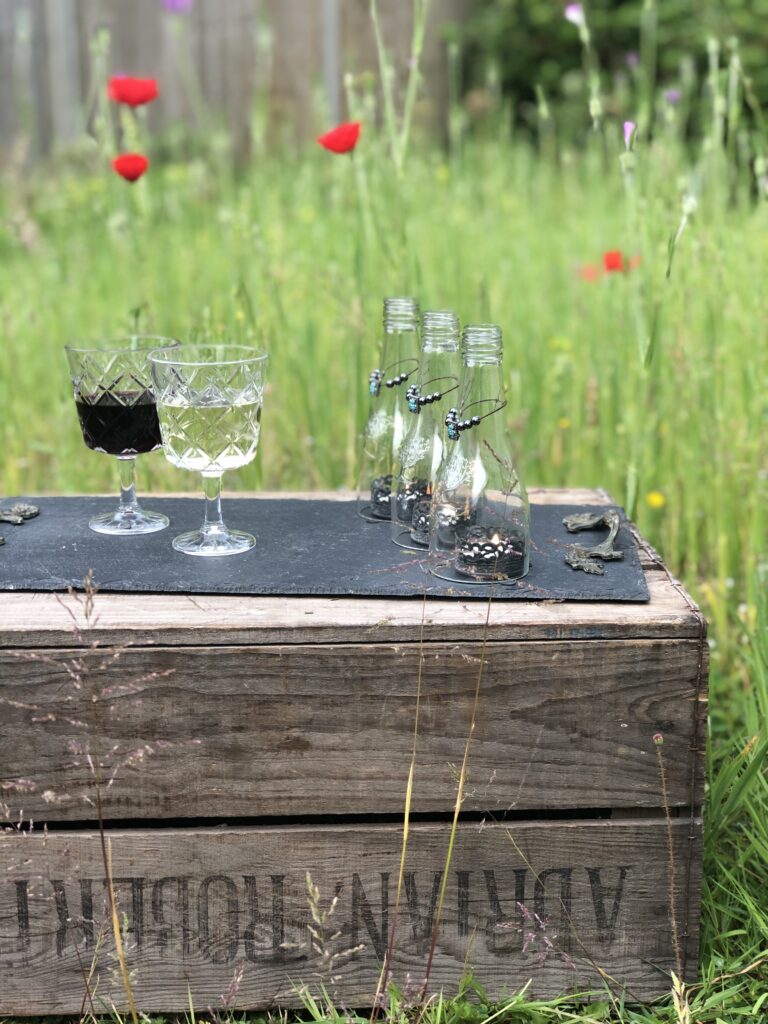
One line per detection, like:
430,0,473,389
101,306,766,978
368,358,420,397
445,397,507,440
405,375,459,414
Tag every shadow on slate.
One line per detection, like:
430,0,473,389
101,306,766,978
0,497,649,602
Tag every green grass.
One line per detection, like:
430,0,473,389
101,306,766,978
1,30,768,1023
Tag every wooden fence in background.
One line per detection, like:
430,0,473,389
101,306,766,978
0,0,473,163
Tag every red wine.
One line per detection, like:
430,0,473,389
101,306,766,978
75,391,162,456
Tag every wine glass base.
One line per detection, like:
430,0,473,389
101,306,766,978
88,509,169,536
172,528,256,557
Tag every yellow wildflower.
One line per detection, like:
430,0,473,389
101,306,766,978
646,490,666,510
557,417,571,430
548,336,574,352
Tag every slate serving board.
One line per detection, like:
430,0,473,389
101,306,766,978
0,497,649,601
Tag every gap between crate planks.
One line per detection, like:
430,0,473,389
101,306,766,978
0,488,707,1014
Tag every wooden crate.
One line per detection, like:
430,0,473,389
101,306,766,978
0,489,707,1014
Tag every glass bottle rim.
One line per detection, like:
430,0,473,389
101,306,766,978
383,296,420,329
65,334,181,356
422,309,459,328
462,323,502,363
384,295,419,311
422,309,460,350
463,323,502,338
148,343,269,368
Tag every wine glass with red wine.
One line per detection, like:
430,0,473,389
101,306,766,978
65,336,179,535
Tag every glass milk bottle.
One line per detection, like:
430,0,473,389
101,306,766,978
429,324,530,581
356,297,420,521
391,310,461,548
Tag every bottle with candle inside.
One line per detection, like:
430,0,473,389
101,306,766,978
356,297,420,521
428,324,530,582
391,310,460,548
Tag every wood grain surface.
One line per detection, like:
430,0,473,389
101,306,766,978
0,638,706,822
0,819,702,1013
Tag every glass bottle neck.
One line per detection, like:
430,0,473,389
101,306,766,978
421,348,460,392
381,325,420,370
461,362,505,409
452,362,506,451
407,348,460,432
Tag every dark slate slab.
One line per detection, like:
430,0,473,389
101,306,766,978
0,497,649,602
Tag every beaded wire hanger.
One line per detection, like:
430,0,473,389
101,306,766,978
445,397,507,440
368,358,420,397
405,375,459,414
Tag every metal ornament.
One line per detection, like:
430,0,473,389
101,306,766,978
445,397,506,440
367,358,420,398
405,375,459,415
0,503,40,526
0,502,39,547
563,509,624,574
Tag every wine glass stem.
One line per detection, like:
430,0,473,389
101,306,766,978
118,456,140,515
202,473,226,536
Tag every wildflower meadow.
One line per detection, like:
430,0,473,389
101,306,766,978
0,1,767,1022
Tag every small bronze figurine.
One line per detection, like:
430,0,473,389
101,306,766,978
0,504,40,546
563,508,624,574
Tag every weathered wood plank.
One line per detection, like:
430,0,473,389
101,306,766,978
0,0,20,150
29,0,54,159
0,819,702,1012
43,0,82,144
0,638,706,821
0,570,700,649
266,0,321,146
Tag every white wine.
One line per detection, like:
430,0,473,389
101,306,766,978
157,391,262,474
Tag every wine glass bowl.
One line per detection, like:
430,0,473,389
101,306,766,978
149,343,268,557
65,335,178,535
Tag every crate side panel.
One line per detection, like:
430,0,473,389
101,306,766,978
0,640,705,821
0,819,702,1013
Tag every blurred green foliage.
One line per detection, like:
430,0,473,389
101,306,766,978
462,0,768,131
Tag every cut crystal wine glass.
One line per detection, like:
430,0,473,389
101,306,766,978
65,335,179,535
149,343,268,557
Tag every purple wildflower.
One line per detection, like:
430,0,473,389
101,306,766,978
664,88,682,105
623,120,636,149
161,0,194,12
625,51,640,69
564,3,585,27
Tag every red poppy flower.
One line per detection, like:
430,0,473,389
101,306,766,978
112,153,149,182
579,263,602,282
108,76,159,107
603,250,625,273
317,121,361,154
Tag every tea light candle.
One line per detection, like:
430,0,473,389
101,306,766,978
409,494,433,546
455,526,525,581
369,474,394,518
394,477,429,527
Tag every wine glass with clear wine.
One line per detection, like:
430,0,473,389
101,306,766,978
149,343,268,556
65,335,179,535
